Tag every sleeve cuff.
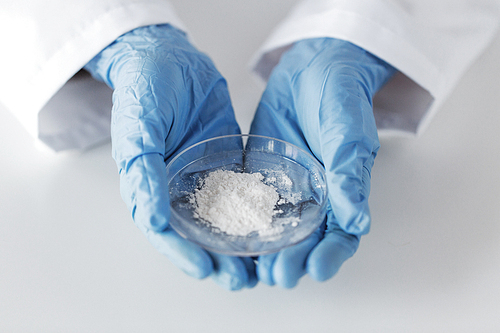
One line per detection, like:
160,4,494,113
250,0,499,136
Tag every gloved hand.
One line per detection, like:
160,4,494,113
250,38,396,288
84,24,257,290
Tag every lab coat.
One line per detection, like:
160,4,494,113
1,0,498,151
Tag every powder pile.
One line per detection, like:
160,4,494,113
190,170,282,236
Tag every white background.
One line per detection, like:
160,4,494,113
1,1,500,331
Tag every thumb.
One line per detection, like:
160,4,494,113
321,131,376,235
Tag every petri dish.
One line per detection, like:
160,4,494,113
166,134,328,256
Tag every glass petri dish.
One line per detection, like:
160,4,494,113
166,134,327,256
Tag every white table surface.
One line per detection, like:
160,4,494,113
1,1,500,332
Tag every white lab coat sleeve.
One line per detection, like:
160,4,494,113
251,0,500,136
0,0,187,151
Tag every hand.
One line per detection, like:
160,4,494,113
84,24,257,290
250,38,396,288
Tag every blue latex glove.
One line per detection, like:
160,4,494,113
250,38,396,288
84,24,257,290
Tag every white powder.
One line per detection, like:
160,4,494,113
190,170,284,236
263,170,302,205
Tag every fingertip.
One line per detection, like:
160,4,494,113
149,229,214,279
272,232,321,288
134,204,170,232
306,232,359,282
209,253,250,291
306,246,338,282
185,251,214,280
272,255,302,289
274,269,299,289
307,257,334,282
212,275,246,291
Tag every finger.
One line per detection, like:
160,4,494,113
256,252,279,286
307,225,360,282
112,77,174,231
209,253,253,291
143,227,214,279
314,65,379,235
271,233,321,288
